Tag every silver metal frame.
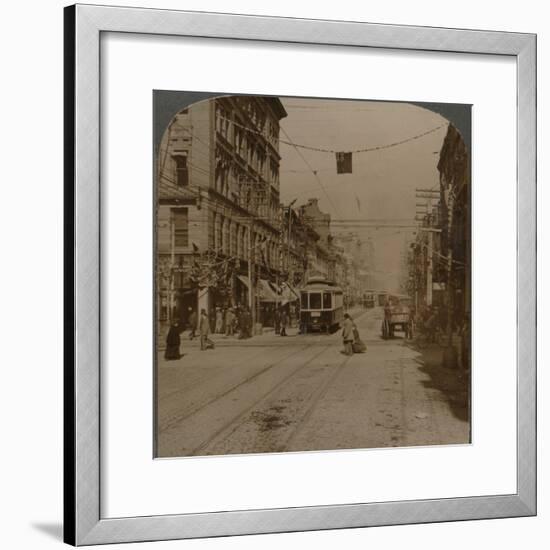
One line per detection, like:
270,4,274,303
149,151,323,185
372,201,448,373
64,3,536,545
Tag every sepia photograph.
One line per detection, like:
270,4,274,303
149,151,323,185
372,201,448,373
154,93,471,458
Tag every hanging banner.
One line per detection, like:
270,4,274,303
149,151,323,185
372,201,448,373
336,151,352,174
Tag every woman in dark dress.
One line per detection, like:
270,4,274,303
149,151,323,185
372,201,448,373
164,320,182,360
352,322,367,353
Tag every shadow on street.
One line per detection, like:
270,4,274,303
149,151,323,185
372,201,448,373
405,341,471,425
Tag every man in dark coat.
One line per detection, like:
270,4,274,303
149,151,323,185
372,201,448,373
243,307,252,338
187,308,197,340
237,306,245,339
280,308,288,336
274,307,281,335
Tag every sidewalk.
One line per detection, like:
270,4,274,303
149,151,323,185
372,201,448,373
404,340,470,424
176,326,304,349
159,305,371,350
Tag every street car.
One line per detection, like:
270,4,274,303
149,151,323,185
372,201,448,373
362,292,376,309
299,277,344,333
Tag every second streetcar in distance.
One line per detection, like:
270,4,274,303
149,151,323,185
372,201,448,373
299,278,344,334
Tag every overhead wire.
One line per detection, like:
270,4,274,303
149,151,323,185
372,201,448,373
219,114,447,155
278,124,341,217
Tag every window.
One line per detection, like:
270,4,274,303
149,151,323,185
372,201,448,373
301,292,308,310
218,215,224,252
172,208,188,248
212,212,218,250
173,155,188,186
309,293,322,310
323,292,332,309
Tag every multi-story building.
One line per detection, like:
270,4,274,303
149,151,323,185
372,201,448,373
156,95,288,335
437,123,470,334
407,123,470,367
297,198,341,282
282,206,318,287
409,205,444,309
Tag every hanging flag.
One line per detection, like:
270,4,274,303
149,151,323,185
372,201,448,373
336,152,352,174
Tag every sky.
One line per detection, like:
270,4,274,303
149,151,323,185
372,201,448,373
278,98,449,292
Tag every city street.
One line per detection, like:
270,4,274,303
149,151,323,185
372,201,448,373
157,307,470,457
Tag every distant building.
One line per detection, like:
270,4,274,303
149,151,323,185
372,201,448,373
299,198,331,246
296,198,344,284
332,232,374,304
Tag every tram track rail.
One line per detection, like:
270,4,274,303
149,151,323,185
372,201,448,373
187,344,332,456
158,343,321,435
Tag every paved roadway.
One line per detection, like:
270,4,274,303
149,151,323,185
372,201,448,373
156,307,470,457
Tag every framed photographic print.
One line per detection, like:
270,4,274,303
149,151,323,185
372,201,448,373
64,3,536,545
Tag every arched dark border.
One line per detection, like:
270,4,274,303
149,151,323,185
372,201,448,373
153,91,471,155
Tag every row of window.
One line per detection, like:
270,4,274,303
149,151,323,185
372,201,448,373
216,103,279,158
170,207,337,280
300,292,333,310
212,211,280,269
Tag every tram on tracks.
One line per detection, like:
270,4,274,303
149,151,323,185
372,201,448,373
299,277,344,334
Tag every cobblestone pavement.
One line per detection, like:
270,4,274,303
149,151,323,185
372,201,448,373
157,307,470,457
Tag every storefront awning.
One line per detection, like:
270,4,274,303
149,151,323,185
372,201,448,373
237,275,250,288
280,282,299,305
236,276,299,304
257,279,280,302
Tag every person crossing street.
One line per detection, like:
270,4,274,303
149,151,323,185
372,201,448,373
341,313,354,356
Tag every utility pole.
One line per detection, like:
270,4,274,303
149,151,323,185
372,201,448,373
441,184,459,369
445,189,456,347
247,219,255,329
415,188,439,308
169,215,175,322
417,227,441,306
427,229,433,306
276,205,283,315
286,199,297,277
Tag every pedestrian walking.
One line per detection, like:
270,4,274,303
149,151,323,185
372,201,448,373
237,306,245,339
221,307,227,334
341,313,354,356
164,320,182,360
199,308,215,350
280,308,288,336
225,307,235,336
215,307,223,334
243,307,252,338
274,307,281,335
187,308,197,340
